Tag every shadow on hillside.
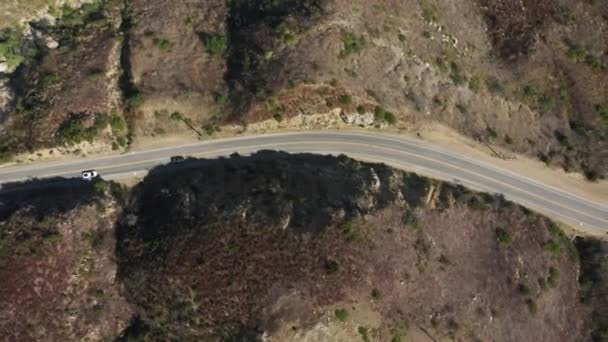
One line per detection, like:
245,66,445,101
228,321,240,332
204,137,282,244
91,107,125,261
0,177,98,221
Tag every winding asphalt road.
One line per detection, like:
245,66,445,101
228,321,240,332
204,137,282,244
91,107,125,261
0,131,606,233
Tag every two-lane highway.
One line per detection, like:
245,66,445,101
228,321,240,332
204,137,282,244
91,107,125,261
0,131,606,233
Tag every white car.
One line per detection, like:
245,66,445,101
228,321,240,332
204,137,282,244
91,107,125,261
81,170,98,180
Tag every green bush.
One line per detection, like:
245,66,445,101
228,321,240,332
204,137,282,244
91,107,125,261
339,32,366,58
339,220,357,241
421,1,438,22
595,103,608,120
371,288,382,300
566,44,588,63
200,33,227,56
449,62,467,86
41,73,61,88
110,114,127,132
339,94,352,105
495,227,513,245
469,75,483,92
126,93,144,110
87,68,105,82
358,326,370,342
153,38,172,51
170,111,184,121
0,28,24,68
548,267,560,288
374,106,396,124
334,308,348,322
526,298,538,315
543,240,562,256
517,283,531,296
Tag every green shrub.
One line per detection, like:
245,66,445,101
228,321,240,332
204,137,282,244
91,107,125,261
449,62,467,85
486,126,498,138
200,33,227,56
0,28,24,68
339,94,352,105
41,73,61,88
517,283,531,296
110,114,127,132
85,230,106,249
566,44,588,63
358,326,370,342
469,75,483,92
595,103,608,120
324,259,338,274
548,267,560,288
339,220,357,241
495,227,513,245
455,103,467,114
153,38,172,51
339,32,366,58
87,68,105,81
356,105,366,114
421,1,438,22
225,241,240,255
544,240,562,256
126,93,144,109
374,106,396,124
371,288,382,300
538,277,547,290
170,111,183,121
334,308,348,322
273,113,284,122
402,211,418,229
526,298,538,315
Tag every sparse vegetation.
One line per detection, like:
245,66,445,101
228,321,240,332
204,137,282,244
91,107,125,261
468,74,483,92
548,267,560,288
420,0,438,23
526,298,538,315
86,68,105,82
517,283,531,296
56,114,112,145
449,62,467,86
371,288,382,300
0,28,24,68
544,240,562,257
339,32,366,58
496,227,513,245
199,32,227,56
334,308,348,322
358,326,370,342
339,94,352,105
374,106,396,124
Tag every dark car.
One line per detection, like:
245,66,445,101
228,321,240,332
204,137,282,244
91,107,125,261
170,156,185,163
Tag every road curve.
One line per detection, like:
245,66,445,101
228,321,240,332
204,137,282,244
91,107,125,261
0,131,606,233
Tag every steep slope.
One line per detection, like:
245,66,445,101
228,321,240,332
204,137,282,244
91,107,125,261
1,0,607,179
115,152,593,341
0,181,132,341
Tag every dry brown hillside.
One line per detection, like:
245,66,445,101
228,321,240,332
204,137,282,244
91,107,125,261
0,0,607,179
0,153,606,341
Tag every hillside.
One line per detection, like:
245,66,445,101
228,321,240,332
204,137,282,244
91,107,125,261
1,153,606,341
0,0,607,179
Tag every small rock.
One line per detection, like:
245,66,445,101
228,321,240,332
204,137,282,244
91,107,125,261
45,37,59,49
